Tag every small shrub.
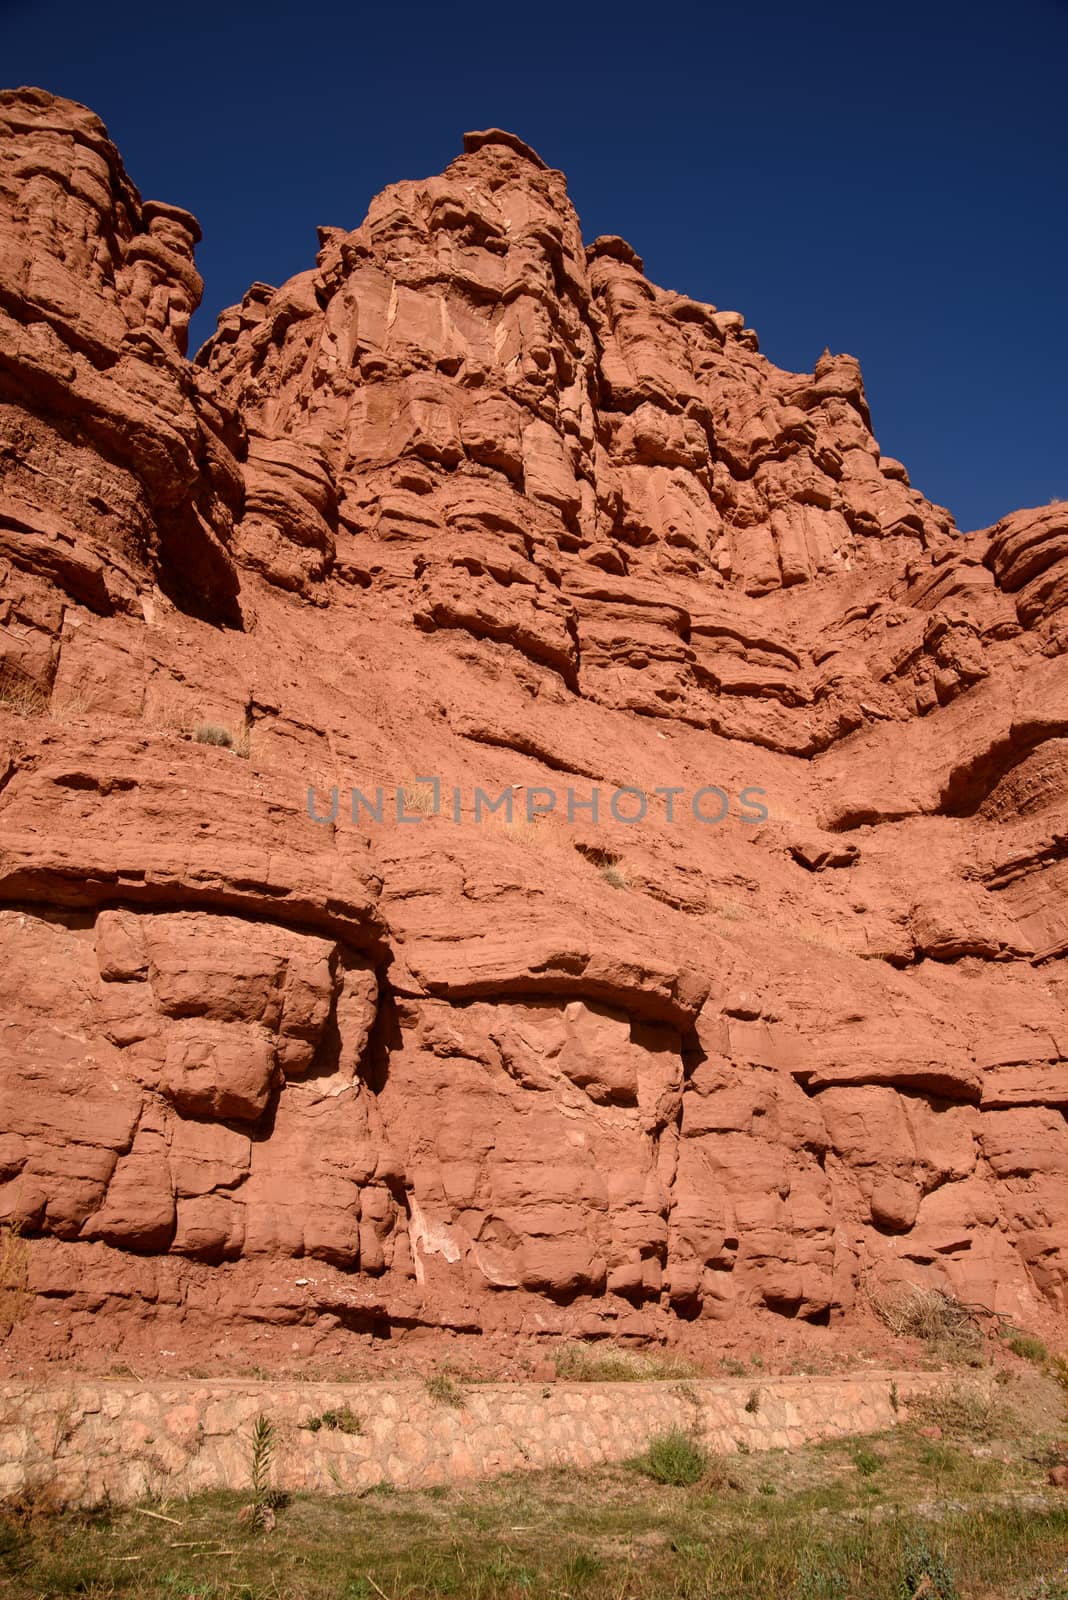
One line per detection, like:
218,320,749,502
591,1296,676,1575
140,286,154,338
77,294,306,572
498,816,542,848
194,723,234,748
896,1528,959,1600
634,1427,707,1486
424,1371,465,1408
1007,1332,1049,1365
744,1387,760,1414
302,1405,361,1435
598,862,629,890
795,1552,849,1599
400,781,438,816
853,1447,881,1476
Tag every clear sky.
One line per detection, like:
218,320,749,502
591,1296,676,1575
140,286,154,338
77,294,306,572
5,0,1066,532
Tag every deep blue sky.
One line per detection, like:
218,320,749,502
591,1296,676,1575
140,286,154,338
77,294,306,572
5,0,1066,532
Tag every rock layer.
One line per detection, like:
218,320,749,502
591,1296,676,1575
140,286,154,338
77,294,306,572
1,90,1066,1353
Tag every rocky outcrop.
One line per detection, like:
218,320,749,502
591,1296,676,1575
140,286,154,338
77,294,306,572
1,91,1066,1357
0,88,243,634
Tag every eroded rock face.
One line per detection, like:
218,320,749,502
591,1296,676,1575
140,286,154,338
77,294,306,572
1,91,1067,1350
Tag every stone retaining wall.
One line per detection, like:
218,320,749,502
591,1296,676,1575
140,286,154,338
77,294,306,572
0,1371,953,1508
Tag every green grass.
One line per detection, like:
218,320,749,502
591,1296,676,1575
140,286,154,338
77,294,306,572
908,1380,1010,1442
1009,1333,1052,1366
4,1474,1067,1600
423,1371,465,1407
631,1427,708,1487
852,1446,881,1477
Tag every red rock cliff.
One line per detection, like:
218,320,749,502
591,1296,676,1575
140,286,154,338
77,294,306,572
2,91,1067,1352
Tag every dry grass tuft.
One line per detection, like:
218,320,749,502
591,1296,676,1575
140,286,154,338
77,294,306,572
872,1283,983,1361
497,815,543,848
143,681,188,732
0,670,48,718
0,1222,29,1340
400,780,439,816
194,723,250,758
554,1343,700,1382
0,669,97,722
194,723,235,748
711,899,745,922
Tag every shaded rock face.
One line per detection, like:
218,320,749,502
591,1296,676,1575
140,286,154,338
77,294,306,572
1,91,1067,1348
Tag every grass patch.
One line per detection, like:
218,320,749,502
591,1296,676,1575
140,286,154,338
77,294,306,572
497,815,543,848
554,1342,700,1382
632,1427,708,1487
424,1371,465,1408
909,1380,1010,1442
598,862,629,889
720,1356,749,1377
301,1406,362,1435
0,670,95,721
5,1471,1067,1599
897,1527,961,1599
1008,1332,1051,1366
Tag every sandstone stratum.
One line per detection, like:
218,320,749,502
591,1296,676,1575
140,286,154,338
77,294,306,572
1,87,1066,1367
